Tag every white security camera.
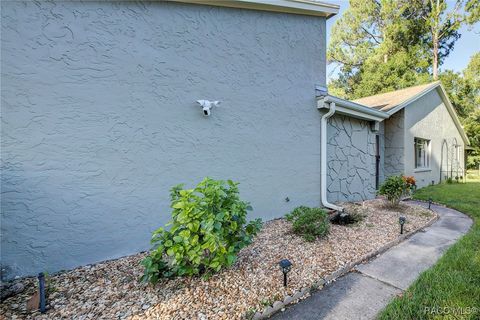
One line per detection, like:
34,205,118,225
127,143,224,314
196,100,220,116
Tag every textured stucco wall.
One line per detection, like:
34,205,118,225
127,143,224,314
1,1,327,278
404,89,465,188
383,109,405,176
327,115,378,202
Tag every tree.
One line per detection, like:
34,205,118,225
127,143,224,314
328,0,473,96
351,48,431,98
328,1,383,72
328,0,431,99
440,53,480,169
462,53,480,169
464,109,480,169
464,51,480,83
439,70,475,118
424,0,463,80
440,52,480,119
465,0,480,25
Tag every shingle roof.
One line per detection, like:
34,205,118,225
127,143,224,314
352,82,440,112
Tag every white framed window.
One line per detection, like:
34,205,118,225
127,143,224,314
414,138,430,169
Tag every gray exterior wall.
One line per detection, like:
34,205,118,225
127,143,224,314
327,115,378,202
384,109,405,176
378,122,386,185
404,89,465,188
1,1,327,278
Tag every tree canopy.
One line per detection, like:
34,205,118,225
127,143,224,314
328,0,478,99
328,0,431,98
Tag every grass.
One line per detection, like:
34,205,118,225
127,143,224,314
378,182,480,320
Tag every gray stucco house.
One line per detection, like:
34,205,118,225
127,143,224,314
354,81,469,188
0,1,468,279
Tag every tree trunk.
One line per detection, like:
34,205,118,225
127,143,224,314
431,0,440,81
433,36,439,80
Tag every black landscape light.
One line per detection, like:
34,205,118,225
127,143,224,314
399,216,406,234
279,259,292,287
428,197,433,210
38,272,46,313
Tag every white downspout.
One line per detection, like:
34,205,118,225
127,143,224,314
320,100,344,212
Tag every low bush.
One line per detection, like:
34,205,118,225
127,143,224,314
286,206,330,241
141,178,262,283
378,175,415,206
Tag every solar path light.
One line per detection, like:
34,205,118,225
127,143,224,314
279,259,292,287
399,216,406,234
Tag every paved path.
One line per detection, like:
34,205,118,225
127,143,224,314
273,201,473,320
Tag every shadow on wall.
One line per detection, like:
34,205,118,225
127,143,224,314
0,162,160,281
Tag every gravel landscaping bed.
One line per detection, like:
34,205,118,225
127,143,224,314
1,200,435,320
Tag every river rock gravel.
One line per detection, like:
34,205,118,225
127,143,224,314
0,200,434,320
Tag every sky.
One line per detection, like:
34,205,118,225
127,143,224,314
326,0,480,83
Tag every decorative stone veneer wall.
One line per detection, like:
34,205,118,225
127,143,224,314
327,115,378,202
384,109,405,176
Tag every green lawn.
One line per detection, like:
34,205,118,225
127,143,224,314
378,182,480,320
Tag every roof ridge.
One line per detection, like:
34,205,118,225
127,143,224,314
353,81,438,102
351,82,440,112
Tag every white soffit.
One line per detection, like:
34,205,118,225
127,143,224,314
169,0,339,18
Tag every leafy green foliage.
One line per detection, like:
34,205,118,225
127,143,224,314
141,178,262,283
440,53,480,169
465,0,480,25
327,0,474,97
439,70,476,118
350,50,431,99
140,256,171,283
464,109,480,169
43,272,56,295
460,53,480,169
327,0,432,99
378,175,408,206
286,206,330,242
425,0,463,79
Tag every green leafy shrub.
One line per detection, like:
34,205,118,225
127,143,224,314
378,175,407,206
141,178,262,283
285,206,330,241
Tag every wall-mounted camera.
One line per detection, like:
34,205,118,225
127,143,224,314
196,100,220,117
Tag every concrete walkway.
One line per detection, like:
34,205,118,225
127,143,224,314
273,201,473,320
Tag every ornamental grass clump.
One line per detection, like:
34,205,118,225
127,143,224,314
286,206,330,242
141,178,262,283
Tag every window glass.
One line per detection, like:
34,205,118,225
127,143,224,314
414,138,430,168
